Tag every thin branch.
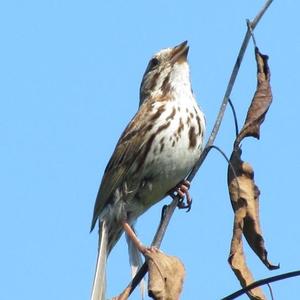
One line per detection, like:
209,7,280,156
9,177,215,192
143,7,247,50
210,145,232,166
119,1,274,297
228,98,239,137
250,0,273,29
209,145,244,207
247,19,257,48
267,283,274,300
222,270,300,300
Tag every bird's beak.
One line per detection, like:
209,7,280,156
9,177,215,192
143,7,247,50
171,41,189,64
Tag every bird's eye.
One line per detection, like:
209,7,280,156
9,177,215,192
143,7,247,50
149,58,159,69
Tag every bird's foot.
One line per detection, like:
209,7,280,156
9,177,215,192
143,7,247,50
141,246,160,256
123,221,159,256
170,180,192,212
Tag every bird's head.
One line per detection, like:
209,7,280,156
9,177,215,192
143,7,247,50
139,41,191,105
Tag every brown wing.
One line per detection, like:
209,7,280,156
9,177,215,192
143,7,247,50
90,101,155,231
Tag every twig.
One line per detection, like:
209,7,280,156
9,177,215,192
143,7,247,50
228,98,239,137
267,283,274,300
120,0,274,297
221,270,300,300
247,19,257,48
209,145,232,167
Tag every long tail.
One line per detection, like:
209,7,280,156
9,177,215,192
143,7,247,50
91,219,143,299
91,220,108,300
126,226,145,299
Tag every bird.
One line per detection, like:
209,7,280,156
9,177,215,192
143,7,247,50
90,41,205,300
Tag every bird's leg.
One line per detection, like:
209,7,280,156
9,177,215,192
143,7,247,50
122,222,145,253
169,179,192,211
122,221,158,255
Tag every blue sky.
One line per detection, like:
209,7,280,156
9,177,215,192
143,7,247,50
1,1,299,299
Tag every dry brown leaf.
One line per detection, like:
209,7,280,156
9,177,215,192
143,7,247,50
228,207,266,300
227,148,279,299
147,251,185,300
228,149,278,269
235,47,272,147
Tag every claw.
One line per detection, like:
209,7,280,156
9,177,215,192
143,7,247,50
169,180,193,212
178,190,192,212
143,246,160,256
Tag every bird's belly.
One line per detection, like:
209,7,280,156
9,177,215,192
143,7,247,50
134,122,202,211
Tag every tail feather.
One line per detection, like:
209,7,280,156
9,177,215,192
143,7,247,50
126,228,145,299
91,221,108,300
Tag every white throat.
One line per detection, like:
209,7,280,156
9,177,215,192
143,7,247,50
169,62,192,97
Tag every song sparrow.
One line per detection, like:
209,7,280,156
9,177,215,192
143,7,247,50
91,41,205,299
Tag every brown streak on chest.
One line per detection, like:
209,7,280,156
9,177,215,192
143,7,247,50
156,121,171,134
186,116,191,126
188,126,197,149
160,143,165,153
166,106,176,121
159,137,165,153
135,134,155,174
161,74,171,96
135,121,171,174
193,106,198,115
150,105,166,122
196,115,202,135
149,94,171,103
121,122,153,144
177,117,184,136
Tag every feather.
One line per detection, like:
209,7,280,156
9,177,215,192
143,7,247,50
90,98,158,232
91,221,108,300
126,228,145,299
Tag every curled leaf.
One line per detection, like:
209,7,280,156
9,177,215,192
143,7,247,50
235,47,272,147
147,251,185,300
227,148,279,299
228,209,266,300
